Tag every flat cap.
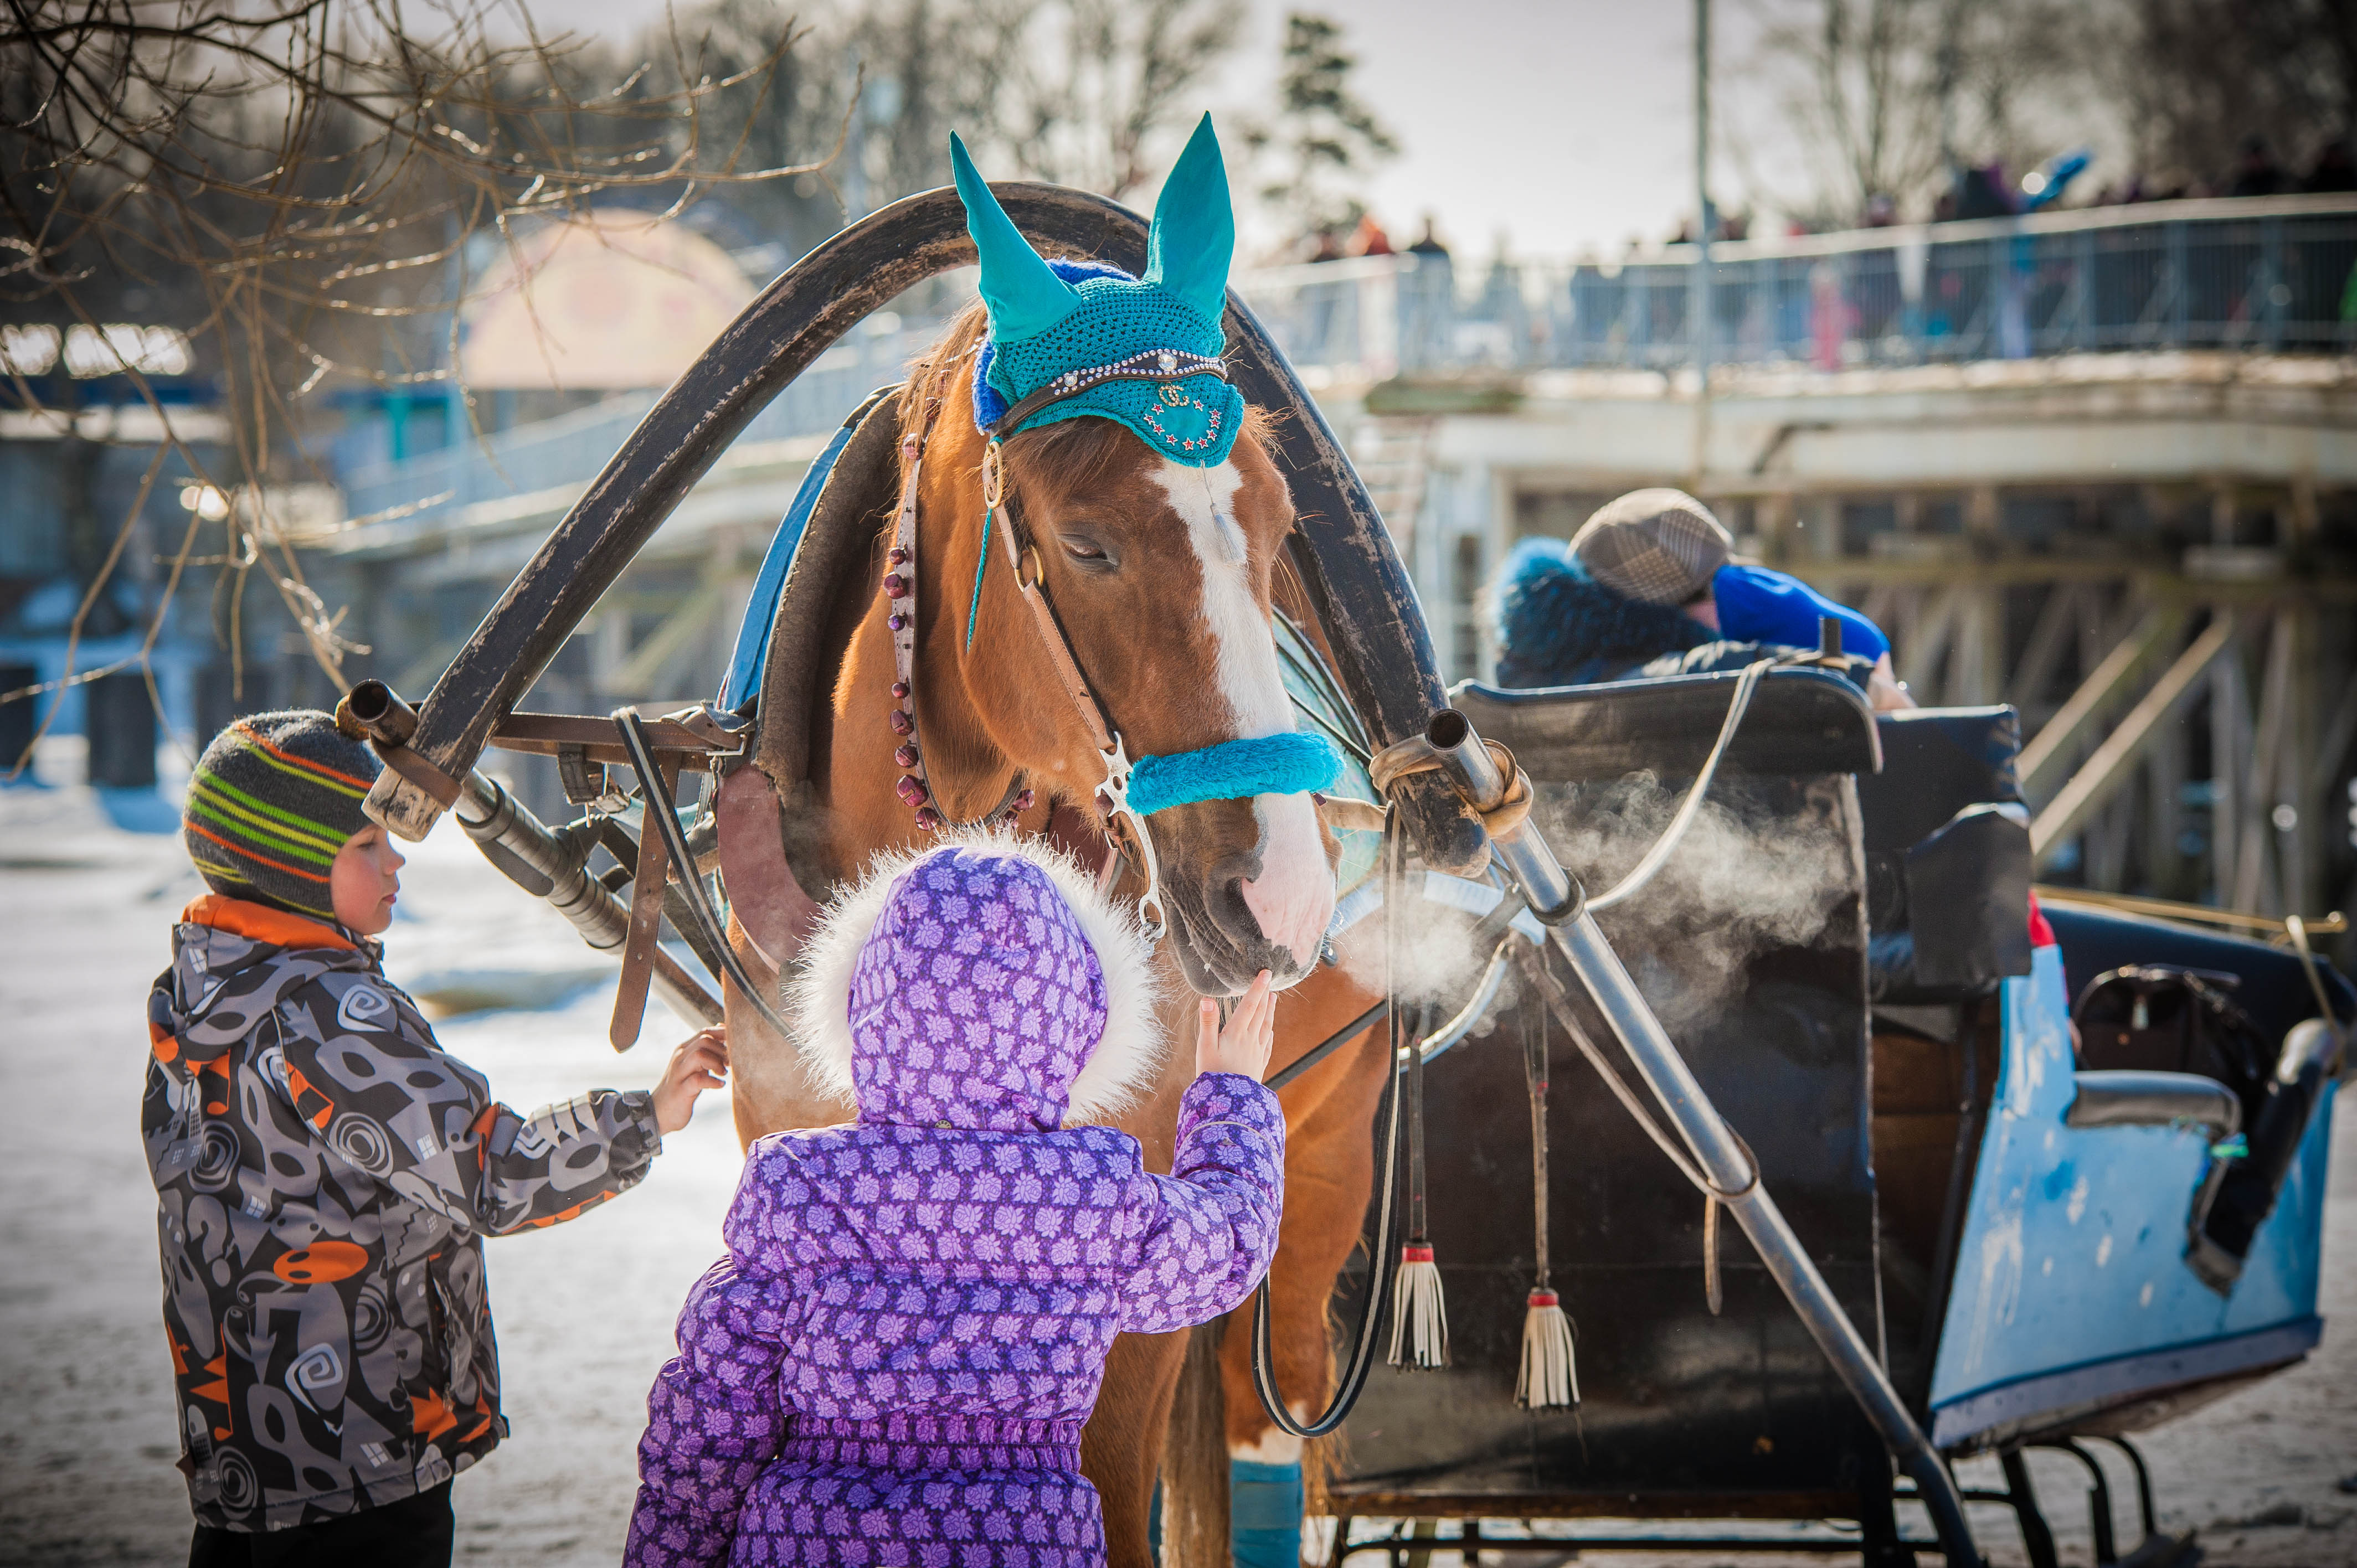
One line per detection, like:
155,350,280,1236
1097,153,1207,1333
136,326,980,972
1569,488,1733,606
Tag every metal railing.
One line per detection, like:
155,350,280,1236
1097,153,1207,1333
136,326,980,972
1244,192,2357,376
330,195,2357,531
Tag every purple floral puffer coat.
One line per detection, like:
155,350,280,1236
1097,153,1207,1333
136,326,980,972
625,836,1286,1567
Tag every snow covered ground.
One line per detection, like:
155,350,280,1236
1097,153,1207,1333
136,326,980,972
2,761,2351,1566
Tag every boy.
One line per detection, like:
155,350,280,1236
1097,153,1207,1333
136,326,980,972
149,708,727,1565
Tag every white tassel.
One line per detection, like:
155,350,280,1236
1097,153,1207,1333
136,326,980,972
1516,1288,1579,1409
1387,1245,1448,1368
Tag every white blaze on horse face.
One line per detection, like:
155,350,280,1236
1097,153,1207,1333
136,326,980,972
1150,460,1336,973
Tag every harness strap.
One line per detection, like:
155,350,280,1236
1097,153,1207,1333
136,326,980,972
987,348,1228,439
887,370,1035,834
889,426,933,823
989,476,1167,935
994,484,1119,755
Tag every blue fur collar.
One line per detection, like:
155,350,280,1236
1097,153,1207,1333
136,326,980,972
1492,539,1712,688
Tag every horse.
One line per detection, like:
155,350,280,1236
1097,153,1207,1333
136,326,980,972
710,288,1396,1561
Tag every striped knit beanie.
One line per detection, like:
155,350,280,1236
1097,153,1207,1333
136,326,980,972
182,709,383,921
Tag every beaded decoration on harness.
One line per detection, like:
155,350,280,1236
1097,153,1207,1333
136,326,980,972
883,380,1033,836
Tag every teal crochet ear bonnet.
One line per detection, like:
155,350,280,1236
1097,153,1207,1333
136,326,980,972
951,114,1244,468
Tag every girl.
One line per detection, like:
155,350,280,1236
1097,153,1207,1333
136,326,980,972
150,708,727,1566
626,833,1285,1565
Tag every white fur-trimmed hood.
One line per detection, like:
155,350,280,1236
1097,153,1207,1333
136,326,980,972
784,827,1168,1126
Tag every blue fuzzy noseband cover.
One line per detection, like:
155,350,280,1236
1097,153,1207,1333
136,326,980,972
1126,733,1345,818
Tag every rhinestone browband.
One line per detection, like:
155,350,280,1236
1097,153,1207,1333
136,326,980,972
989,347,1229,437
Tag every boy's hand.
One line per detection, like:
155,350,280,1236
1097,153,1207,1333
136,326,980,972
652,1027,729,1134
1195,970,1277,1082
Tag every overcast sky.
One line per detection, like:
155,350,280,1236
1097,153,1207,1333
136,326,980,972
542,0,1786,263
1213,0,1739,261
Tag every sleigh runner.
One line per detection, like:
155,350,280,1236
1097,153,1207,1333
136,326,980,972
338,149,2351,1568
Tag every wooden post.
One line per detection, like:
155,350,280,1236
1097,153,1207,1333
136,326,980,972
1481,466,1515,683
1952,487,2004,709
2283,604,2319,916
2234,612,2294,915
1803,493,1840,562
2289,476,2320,545
2009,581,2084,720
2018,605,2184,803
1966,485,2000,540
1413,466,1452,677
2285,483,2323,916
2034,617,2238,866
2148,698,2189,899
1957,588,2004,708
1758,491,1796,566
2210,632,2248,906
592,602,629,711
1900,587,1961,702
2088,788,2134,889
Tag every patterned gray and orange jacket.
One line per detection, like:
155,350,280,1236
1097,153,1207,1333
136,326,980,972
143,894,663,1532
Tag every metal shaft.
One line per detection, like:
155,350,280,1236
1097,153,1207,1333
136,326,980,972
1424,710,1982,1567
343,682,722,1031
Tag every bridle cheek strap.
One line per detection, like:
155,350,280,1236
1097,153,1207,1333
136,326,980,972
986,473,1169,935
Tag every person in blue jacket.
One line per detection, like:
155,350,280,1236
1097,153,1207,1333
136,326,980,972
1491,488,1915,710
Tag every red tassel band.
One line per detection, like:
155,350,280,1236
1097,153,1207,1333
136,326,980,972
1402,1244,1434,1263
1527,1288,1558,1308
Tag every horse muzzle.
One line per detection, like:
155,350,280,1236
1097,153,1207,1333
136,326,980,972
1152,794,1336,996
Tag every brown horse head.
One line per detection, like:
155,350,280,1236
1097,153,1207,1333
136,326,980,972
832,305,1338,997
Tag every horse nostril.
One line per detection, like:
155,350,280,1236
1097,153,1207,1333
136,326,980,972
1238,868,1331,971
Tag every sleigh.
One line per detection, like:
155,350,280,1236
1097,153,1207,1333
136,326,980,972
330,169,2351,1568
1318,674,2351,1567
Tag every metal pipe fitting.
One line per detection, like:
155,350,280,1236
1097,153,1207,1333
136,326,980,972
341,681,721,1030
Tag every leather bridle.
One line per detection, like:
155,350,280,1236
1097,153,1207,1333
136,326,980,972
883,363,1176,939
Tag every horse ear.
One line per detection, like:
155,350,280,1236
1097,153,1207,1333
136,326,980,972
951,132,1079,342
1145,114,1234,324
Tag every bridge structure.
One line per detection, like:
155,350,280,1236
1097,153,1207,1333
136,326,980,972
320,193,2357,942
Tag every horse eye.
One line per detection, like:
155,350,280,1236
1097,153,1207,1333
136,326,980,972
1059,535,1108,562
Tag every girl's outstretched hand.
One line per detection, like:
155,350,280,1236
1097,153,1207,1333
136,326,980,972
653,1026,730,1134
1195,969,1277,1082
